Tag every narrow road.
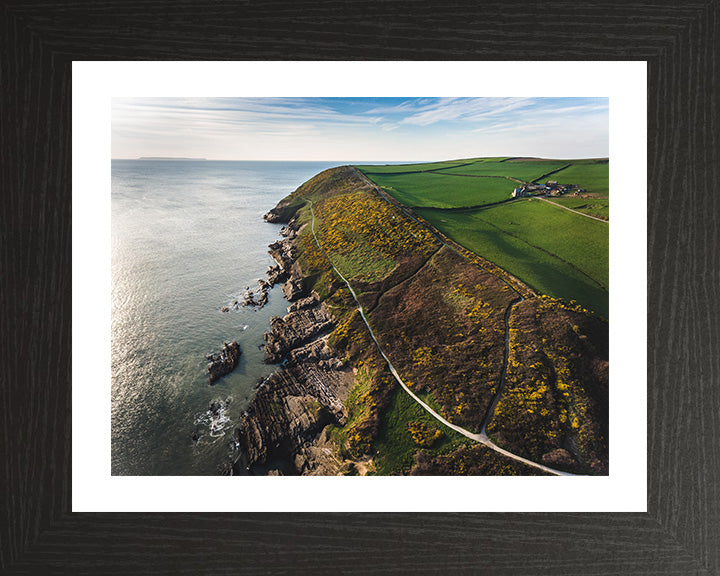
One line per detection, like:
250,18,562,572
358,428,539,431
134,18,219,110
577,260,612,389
538,197,608,223
304,197,576,477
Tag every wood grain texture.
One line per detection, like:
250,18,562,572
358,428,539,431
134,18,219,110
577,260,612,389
1,1,718,574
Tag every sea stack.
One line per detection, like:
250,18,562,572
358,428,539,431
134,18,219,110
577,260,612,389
207,341,242,384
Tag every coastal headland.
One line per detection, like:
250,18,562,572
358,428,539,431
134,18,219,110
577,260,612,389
233,164,608,476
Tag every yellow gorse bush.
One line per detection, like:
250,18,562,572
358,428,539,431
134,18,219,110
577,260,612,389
407,421,444,447
315,192,438,263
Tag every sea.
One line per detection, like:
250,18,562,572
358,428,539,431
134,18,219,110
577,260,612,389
111,159,348,475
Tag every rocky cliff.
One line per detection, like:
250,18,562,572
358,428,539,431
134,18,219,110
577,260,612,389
236,354,353,475
234,212,353,475
263,294,336,364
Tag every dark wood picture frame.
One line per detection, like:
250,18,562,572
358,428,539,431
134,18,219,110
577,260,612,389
2,2,718,574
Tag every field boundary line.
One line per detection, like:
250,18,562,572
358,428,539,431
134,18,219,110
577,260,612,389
358,160,479,177
531,163,572,184
410,197,518,212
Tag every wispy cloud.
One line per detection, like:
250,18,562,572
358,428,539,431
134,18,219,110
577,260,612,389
114,97,376,130
402,98,534,126
112,97,608,161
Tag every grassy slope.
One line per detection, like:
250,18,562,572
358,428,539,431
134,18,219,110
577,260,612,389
484,200,609,289
416,200,609,318
373,384,549,475
372,385,467,475
362,171,514,208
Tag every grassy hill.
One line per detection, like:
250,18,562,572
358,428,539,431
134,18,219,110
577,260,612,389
265,165,608,475
355,171,514,208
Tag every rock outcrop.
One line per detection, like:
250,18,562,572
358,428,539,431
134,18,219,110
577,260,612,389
266,218,307,302
263,296,335,364
266,264,288,286
279,224,297,239
206,341,241,384
239,277,272,310
226,216,301,316
263,200,302,224
268,238,295,270
281,265,306,302
288,292,320,313
236,359,351,475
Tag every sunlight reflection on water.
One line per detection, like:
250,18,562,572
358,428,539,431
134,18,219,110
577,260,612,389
111,160,341,475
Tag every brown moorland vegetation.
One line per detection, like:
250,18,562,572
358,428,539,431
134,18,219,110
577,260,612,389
411,444,550,476
487,296,609,474
368,246,517,432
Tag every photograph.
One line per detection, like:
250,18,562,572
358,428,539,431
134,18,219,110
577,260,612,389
4,1,716,569
111,97,609,477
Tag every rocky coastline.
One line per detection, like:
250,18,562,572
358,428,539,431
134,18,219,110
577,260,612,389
227,167,609,476
232,202,353,475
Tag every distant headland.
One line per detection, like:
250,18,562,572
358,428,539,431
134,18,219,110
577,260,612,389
138,156,207,161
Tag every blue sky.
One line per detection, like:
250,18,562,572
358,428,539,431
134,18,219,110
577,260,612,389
112,97,609,161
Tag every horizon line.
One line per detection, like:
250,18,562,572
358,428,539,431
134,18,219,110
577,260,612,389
111,156,610,162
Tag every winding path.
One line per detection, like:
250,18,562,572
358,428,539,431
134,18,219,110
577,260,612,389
480,297,523,436
303,197,576,477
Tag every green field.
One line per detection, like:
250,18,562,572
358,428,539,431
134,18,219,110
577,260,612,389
544,162,609,196
364,171,515,208
434,160,570,183
357,157,609,317
416,199,609,317
356,160,472,174
550,197,610,219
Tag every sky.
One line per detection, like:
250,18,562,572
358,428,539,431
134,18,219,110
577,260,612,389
112,97,609,161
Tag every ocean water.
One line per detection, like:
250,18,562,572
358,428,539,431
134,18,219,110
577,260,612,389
111,160,344,475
